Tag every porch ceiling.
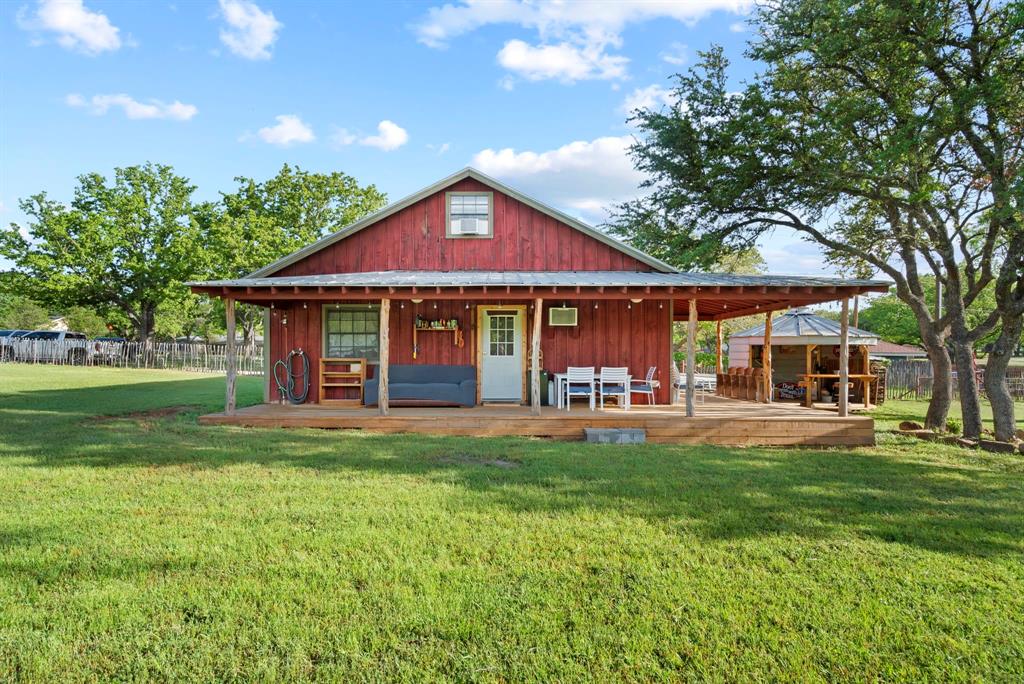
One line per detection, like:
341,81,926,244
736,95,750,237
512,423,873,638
188,270,889,321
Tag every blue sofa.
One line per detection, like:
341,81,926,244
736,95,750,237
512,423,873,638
364,364,476,407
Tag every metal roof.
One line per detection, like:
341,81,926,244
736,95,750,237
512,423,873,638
247,167,678,277
189,270,891,290
730,309,879,344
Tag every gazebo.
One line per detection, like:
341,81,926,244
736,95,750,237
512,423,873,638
728,309,879,407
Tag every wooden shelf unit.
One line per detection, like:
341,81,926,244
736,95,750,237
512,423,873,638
319,357,366,406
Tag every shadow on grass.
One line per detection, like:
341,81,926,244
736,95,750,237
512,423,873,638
2,376,1022,559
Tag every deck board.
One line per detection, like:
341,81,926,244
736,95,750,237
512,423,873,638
199,396,875,446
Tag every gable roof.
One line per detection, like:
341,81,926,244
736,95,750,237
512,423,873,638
248,167,677,277
730,308,879,344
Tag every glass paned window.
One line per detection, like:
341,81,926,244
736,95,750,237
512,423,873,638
489,314,515,357
450,194,490,220
324,306,380,362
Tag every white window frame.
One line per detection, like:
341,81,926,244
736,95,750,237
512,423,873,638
445,191,494,238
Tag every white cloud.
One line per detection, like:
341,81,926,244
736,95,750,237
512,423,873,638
426,142,451,155
218,0,281,60
497,39,627,83
331,121,409,151
472,135,643,222
415,0,750,83
660,41,687,66
358,120,409,151
729,20,746,32
620,84,674,117
66,93,198,120
256,114,314,146
17,0,122,55
330,128,357,146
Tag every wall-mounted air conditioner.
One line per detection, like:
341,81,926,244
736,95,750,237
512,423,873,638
451,217,488,235
548,307,578,326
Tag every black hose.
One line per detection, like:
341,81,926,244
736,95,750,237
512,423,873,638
273,349,309,404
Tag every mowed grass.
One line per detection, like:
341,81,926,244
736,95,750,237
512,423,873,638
873,397,1024,433
0,367,1022,681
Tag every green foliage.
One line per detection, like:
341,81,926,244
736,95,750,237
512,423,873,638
0,295,48,330
0,163,204,340
208,163,387,280
1,367,1023,680
63,306,108,337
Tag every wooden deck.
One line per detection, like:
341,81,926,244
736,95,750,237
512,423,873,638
199,395,874,446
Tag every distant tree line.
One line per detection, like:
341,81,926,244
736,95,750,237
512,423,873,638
0,163,387,344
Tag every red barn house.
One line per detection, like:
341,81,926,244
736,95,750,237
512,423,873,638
191,168,888,445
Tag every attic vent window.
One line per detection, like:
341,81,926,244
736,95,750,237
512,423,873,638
446,192,493,238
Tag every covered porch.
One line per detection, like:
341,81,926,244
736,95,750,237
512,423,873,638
198,393,875,446
189,270,888,445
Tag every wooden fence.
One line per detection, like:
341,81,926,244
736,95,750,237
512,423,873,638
0,340,264,376
883,358,1024,400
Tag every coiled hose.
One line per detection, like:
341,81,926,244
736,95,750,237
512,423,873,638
273,349,310,404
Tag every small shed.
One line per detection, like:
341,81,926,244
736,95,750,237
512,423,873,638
729,309,879,401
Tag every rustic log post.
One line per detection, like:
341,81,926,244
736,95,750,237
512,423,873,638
762,312,773,404
262,307,271,403
379,298,390,416
225,297,237,415
839,297,850,417
715,320,723,374
531,297,543,415
686,299,697,417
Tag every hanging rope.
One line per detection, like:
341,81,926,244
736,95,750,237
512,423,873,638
272,348,309,404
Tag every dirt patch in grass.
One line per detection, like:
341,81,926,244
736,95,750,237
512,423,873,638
437,454,521,469
88,405,199,423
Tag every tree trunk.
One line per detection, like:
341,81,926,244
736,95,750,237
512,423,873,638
985,314,1022,442
949,332,983,439
922,337,952,432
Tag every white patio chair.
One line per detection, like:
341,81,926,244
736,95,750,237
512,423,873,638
599,367,630,410
564,366,596,411
630,366,658,405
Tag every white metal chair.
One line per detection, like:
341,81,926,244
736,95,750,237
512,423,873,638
672,363,706,404
599,367,630,410
630,366,658,405
564,366,596,411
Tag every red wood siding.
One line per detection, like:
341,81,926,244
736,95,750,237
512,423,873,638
268,298,671,404
275,178,651,275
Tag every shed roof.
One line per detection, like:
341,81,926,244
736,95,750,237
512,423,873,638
189,270,890,290
247,167,678,277
730,309,879,345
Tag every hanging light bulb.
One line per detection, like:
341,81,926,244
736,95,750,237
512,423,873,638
302,302,307,309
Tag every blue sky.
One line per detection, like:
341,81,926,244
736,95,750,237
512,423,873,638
1,0,828,274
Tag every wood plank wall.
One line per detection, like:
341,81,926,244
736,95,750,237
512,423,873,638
276,178,652,275
267,298,671,404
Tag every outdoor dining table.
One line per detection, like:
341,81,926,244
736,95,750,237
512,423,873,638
553,372,632,410
797,373,877,408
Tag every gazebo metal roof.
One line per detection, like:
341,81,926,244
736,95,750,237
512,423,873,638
730,309,879,345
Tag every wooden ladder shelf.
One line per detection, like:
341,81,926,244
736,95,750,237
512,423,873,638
319,358,366,406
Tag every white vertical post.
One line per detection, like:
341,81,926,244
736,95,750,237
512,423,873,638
225,297,237,415
839,297,850,417
686,299,697,417
531,297,543,416
379,299,390,416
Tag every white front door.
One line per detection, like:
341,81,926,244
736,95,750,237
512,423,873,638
480,308,523,402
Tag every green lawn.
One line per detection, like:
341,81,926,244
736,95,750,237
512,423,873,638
873,398,1024,433
1,366,1022,681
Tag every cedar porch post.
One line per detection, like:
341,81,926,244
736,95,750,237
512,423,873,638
686,299,697,417
762,312,773,403
839,298,850,417
225,296,237,415
715,320,723,374
530,297,542,416
379,298,390,416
